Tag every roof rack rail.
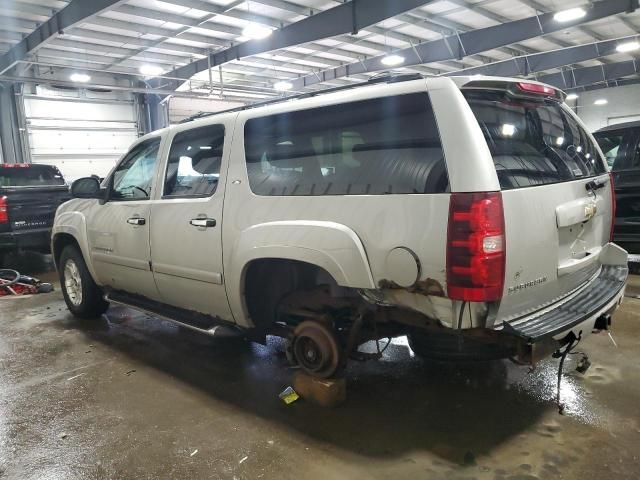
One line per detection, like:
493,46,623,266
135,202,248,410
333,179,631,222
179,71,424,124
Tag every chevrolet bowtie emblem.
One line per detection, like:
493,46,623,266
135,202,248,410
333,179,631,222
584,203,597,220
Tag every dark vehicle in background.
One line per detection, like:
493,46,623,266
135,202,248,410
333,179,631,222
0,164,70,261
594,121,640,254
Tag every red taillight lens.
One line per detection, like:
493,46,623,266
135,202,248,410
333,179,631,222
447,192,505,302
609,172,616,242
517,82,557,96
0,196,8,224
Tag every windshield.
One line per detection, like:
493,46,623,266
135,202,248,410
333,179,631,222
0,164,66,187
464,91,606,190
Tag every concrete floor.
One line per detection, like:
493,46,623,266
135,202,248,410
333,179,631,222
1,257,639,480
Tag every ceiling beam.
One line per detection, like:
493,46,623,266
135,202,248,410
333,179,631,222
0,0,126,75
444,35,639,78
152,0,438,90
290,0,638,90
539,59,640,90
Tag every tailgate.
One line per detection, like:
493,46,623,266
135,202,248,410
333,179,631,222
462,86,614,324
1,186,70,233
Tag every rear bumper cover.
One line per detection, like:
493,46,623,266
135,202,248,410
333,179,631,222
501,264,628,343
0,228,52,252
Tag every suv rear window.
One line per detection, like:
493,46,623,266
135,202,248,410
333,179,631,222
244,93,448,196
0,164,65,187
464,91,606,190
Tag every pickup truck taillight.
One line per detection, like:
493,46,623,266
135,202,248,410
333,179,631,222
446,192,505,302
0,196,7,224
609,172,616,242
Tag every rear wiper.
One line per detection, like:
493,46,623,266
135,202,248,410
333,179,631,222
585,179,606,193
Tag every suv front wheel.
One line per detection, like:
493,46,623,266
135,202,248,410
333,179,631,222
59,245,109,319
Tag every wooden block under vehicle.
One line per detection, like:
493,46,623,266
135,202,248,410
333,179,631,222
293,372,346,407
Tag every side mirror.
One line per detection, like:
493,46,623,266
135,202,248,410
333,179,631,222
71,177,102,199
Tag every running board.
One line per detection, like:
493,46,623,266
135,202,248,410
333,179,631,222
105,290,243,338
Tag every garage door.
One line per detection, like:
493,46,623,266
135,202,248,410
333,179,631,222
23,86,139,181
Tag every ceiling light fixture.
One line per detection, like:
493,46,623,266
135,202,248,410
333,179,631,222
565,93,579,101
616,41,640,53
242,23,272,40
69,73,90,83
594,98,608,106
381,54,405,66
274,80,293,91
553,7,587,23
139,65,163,76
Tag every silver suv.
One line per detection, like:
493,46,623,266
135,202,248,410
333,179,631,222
52,75,628,378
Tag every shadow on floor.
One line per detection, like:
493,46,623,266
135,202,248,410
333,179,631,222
53,305,554,465
1,251,55,275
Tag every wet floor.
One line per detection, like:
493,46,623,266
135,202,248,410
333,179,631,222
1,257,639,479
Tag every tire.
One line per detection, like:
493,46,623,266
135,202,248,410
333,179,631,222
408,330,513,362
59,245,108,319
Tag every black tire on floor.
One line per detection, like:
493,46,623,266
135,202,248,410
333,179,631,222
59,245,108,319
408,330,513,362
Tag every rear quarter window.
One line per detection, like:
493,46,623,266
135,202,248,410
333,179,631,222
464,91,606,190
243,93,448,196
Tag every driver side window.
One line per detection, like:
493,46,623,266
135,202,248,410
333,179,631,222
111,139,161,200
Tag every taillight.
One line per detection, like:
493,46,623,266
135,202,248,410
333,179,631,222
609,172,616,242
517,82,557,96
447,192,505,302
0,196,7,224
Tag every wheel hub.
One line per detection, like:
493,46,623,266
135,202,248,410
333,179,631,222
64,259,83,306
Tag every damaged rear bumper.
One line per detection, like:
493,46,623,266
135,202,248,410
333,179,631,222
500,264,628,344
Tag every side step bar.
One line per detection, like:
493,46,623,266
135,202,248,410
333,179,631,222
502,265,628,343
105,290,243,338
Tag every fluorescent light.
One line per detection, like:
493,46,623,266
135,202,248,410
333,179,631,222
139,65,163,76
594,98,608,106
616,41,640,53
565,93,579,101
501,124,516,137
553,7,586,23
242,24,272,40
273,80,293,91
381,54,405,66
69,73,90,83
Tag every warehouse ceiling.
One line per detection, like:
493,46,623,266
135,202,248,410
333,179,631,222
1,0,639,103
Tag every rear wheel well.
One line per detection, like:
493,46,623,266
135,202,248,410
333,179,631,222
52,233,80,268
243,258,347,330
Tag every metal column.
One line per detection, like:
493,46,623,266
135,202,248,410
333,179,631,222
0,83,29,164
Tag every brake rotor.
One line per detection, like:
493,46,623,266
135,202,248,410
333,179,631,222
292,320,341,378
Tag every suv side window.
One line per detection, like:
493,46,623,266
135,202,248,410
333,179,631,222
163,124,225,197
111,139,161,200
244,93,448,195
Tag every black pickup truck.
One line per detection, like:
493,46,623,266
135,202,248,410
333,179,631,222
0,164,70,259
593,121,640,254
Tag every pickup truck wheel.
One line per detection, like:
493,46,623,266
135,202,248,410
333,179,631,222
59,246,108,319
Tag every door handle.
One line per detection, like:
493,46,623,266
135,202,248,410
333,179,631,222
190,218,216,228
127,217,146,226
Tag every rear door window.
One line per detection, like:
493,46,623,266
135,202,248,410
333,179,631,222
464,91,606,190
244,93,448,195
163,124,225,197
0,165,65,187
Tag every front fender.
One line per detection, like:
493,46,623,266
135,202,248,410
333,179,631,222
52,200,100,282
226,220,375,326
